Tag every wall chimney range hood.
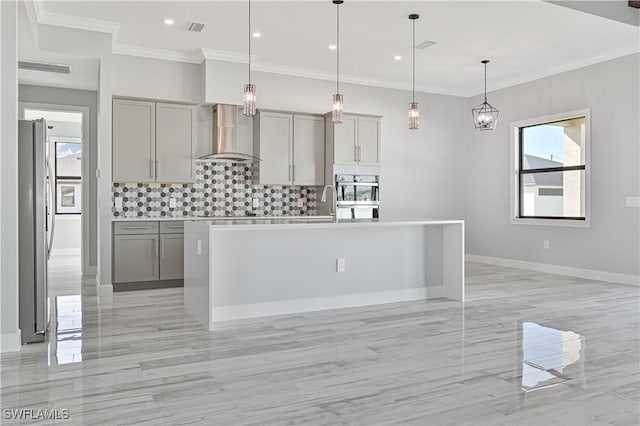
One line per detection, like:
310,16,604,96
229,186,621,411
198,104,260,163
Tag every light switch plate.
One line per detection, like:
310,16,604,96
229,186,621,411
169,198,177,209
252,198,260,209
626,196,640,208
297,199,304,208
114,198,122,209
336,258,346,272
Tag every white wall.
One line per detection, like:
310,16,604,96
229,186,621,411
464,53,640,277
52,215,81,255
0,0,21,352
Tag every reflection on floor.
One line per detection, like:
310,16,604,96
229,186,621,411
1,262,639,425
48,254,83,298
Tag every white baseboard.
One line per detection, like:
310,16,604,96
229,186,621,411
0,330,21,353
210,286,444,329
466,254,640,286
96,280,113,297
51,248,81,256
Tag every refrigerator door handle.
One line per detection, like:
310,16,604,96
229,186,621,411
46,160,55,261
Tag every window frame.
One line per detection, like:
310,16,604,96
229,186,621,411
510,109,591,228
53,139,82,215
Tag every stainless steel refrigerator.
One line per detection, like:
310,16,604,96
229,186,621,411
18,118,54,344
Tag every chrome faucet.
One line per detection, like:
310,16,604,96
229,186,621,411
321,184,338,222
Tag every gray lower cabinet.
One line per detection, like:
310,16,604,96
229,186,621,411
114,234,159,283
113,221,184,287
159,234,184,280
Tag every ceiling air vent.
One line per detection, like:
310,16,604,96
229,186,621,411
188,21,206,32
416,40,437,50
18,61,71,74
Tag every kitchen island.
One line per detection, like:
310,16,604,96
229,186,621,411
184,219,464,330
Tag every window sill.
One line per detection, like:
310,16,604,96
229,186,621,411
510,218,590,228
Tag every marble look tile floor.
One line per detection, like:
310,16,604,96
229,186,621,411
1,261,639,425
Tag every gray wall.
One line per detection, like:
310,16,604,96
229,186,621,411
464,53,640,276
19,84,99,270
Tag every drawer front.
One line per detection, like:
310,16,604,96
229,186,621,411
114,221,159,235
160,221,185,234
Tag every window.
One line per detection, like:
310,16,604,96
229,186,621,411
55,142,82,214
511,110,590,226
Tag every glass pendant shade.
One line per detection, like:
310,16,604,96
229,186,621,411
243,83,256,117
408,102,419,130
472,101,499,130
332,93,344,124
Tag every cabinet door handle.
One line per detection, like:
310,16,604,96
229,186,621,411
160,238,164,259
288,165,292,182
166,225,183,229
153,239,157,259
149,159,154,178
122,226,150,230
354,146,358,162
358,146,362,162
292,165,296,183
155,160,159,180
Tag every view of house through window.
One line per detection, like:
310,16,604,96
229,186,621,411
518,116,586,219
55,142,82,214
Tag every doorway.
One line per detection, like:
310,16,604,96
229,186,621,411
19,104,89,297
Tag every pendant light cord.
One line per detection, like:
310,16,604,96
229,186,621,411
484,62,487,103
336,2,340,94
412,18,415,104
248,0,251,85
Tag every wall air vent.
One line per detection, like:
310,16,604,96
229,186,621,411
416,40,437,50
188,21,206,32
18,61,71,74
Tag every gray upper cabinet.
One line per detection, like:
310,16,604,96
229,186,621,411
254,111,293,185
156,103,196,183
113,98,195,183
326,113,381,167
357,116,381,166
113,99,156,183
332,114,358,165
254,111,324,186
293,115,325,186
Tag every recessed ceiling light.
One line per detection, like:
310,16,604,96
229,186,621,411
164,18,174,25
394,55,402,61
329,44,337,50
252,32,261,38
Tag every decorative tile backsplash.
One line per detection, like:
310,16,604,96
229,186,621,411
112,162,318,218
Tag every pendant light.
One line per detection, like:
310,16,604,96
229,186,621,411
243,0,256,117
332,0,344,124
408,14,420,130
471,60,499,130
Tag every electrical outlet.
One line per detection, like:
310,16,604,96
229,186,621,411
336,258,346,272
114,198,123,209
297,199,304,208
544,240,550,250
169,198,177,209
252,198,260,209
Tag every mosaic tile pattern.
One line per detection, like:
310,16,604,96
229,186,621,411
112,161,318,218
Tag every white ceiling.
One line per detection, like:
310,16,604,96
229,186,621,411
27,1,640,96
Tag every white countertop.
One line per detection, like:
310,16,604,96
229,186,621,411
190,218,464,231
112,215,334,222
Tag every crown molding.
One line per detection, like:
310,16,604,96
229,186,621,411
200,49,468,97
113,44,203,64
200,49,258,65
31,0,120,46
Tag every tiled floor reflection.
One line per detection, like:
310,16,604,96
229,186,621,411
1,262,639,425
49,295,83,365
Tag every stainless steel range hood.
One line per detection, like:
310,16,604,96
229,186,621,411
199,104,260,162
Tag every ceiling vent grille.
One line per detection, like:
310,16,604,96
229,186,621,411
188,21,206,32
416,40,437,50
18,61,71,74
